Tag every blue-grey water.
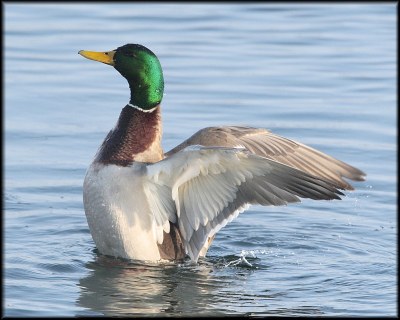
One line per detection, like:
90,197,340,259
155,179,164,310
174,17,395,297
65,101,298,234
4,3,397,317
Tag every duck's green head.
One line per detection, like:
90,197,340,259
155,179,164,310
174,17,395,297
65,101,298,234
79,44,164,111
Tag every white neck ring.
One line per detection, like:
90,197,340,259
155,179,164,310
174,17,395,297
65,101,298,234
127,103,157,113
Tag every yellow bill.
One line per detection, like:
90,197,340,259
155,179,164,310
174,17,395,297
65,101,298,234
78,50,115,65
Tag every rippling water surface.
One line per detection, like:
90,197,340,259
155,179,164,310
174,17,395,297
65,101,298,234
4,3,396,317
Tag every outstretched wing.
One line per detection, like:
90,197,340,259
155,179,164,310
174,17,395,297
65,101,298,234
165,126,366,190
145,145,344,262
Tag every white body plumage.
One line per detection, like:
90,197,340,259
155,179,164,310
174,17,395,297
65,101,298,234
83,163,163,261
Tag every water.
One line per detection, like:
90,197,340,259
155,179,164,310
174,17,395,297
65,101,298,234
4,3,396,317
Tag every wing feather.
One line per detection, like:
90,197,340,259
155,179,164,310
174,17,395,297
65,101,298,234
147,145,345,261
165,126,366,190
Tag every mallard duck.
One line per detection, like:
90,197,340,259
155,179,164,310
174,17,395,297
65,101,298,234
79,44,365,263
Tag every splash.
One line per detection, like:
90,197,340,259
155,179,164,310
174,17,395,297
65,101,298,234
225,249,271,267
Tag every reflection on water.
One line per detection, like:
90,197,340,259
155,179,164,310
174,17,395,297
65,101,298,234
78,254,230,316
77,252,326,316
